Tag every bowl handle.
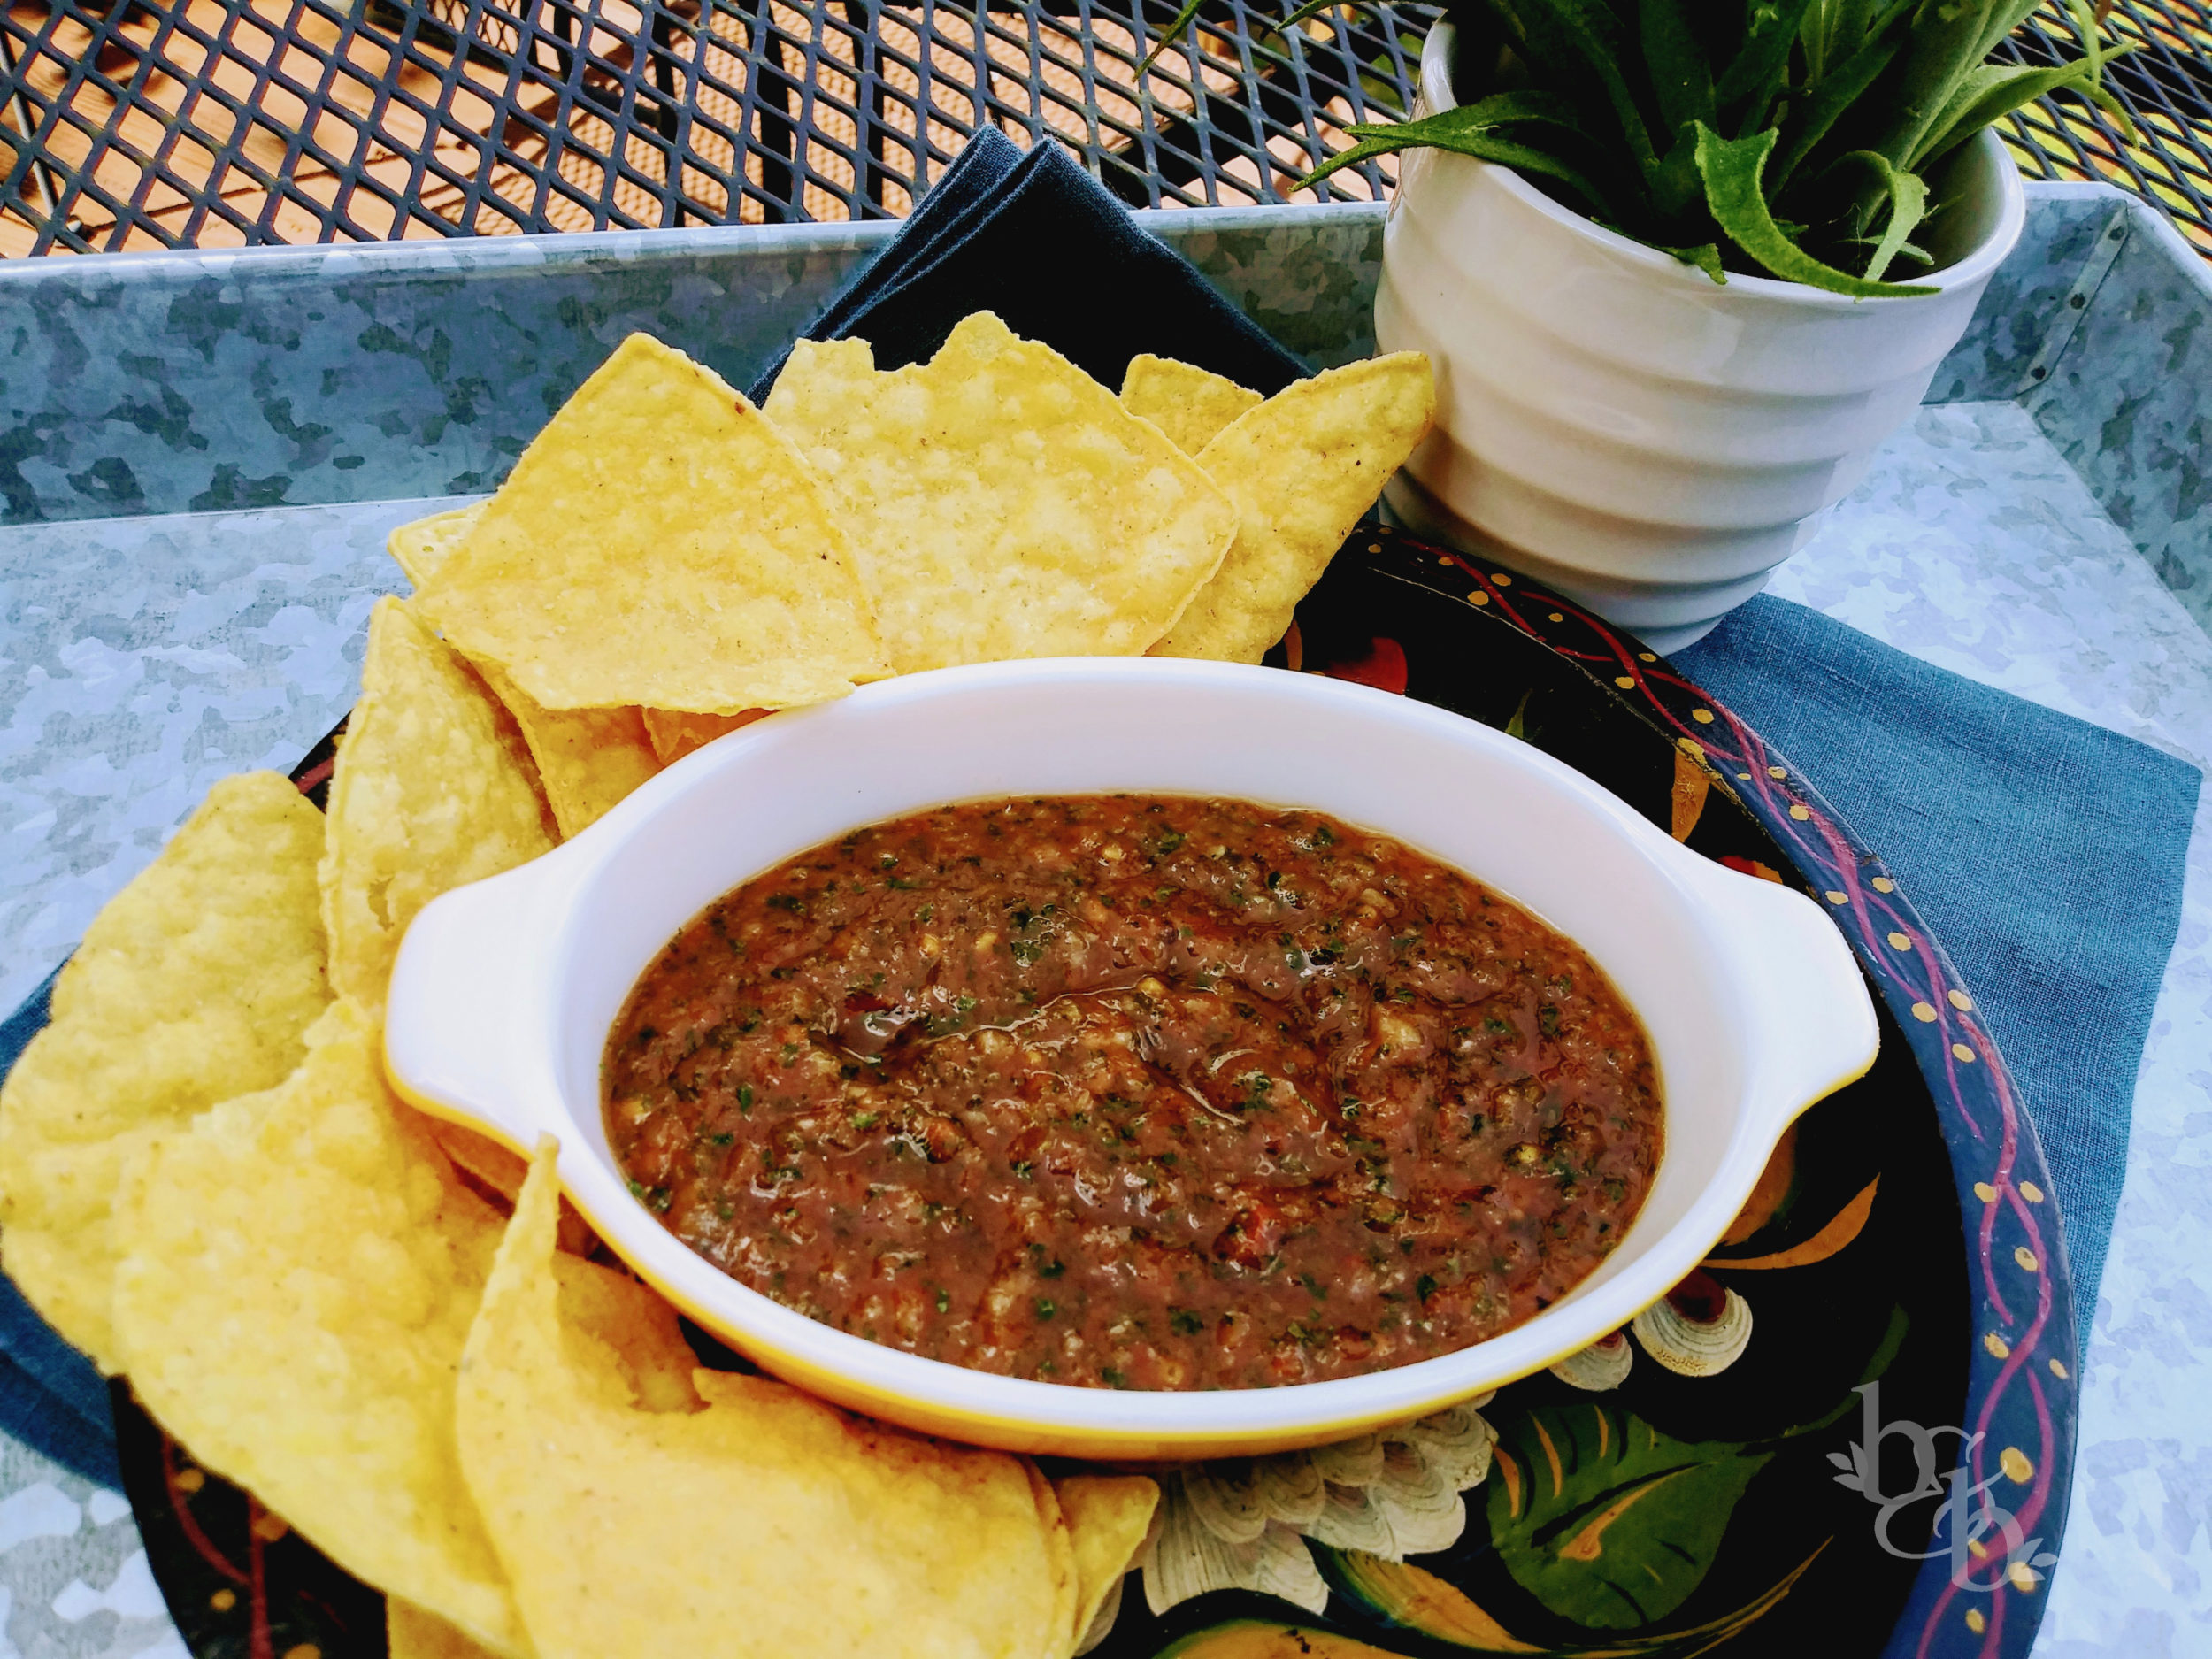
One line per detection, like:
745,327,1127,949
380,854,573,1156
1689,857,1882,1133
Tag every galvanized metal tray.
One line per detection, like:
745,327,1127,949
1,184,2206,1659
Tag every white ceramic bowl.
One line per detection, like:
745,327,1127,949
383,658,1877,1459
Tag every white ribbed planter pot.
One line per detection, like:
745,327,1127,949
1376,25,2026,651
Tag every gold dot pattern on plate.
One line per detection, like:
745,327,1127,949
1888,931,1912,949
1493,573,1513,586
1471,591,1490,606
1826,890,1848,904
211,1590,236,1612
1967,1609,1987,1634
1637,650,1655,661
1985,1332,2011,1359
1788,803,1811,820
1692,708,1715,723
1872,876,1896,893
2015,1246,2039,1271
2008,1561,2041,1593
2050,1358,2070,1380
175,1467,204,1494
2021,1181,2045,1203
1767,765,1787,780
1949,988,1975,1011
1954,1042,1976,1063
252,1512,289,1542
1370,543,1384,555
285,1645,323,1659
1974,1180,1999,1202
1548,611,1563,622
1912,1002,1939,1022
1614,675,1635,688
1436,555,1451,565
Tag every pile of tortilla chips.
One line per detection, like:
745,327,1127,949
0,311,1431,1658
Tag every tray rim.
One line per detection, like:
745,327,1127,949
0,193,2151,1659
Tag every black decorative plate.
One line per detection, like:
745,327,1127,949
119,526,2075,1659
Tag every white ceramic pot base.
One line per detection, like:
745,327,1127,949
1380,472,1786,654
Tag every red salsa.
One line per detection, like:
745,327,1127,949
603,795,1661,1389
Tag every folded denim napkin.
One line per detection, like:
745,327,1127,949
1677,596,2200,1317
745,126,1306,403
4,129,2197,1481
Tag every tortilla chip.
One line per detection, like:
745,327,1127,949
765,313,1239,673
1055,1475,1158,1645
389,1601,505,1659
482,673,659,841
320,597,556,1010
639,708,768,767
110,1000,525,1654
1152,353,1435,665
388,503,487,588
458,1140,1086,1659
421,1115,602,1258
0,772,329,1371
1119,355,1263,456
388,503,663,837
417,334,889,715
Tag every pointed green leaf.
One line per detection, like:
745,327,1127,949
1911,54,2127,166
1695,122,1939,294
1276,0,1375,34
2062,0,2139,143
1509,0,1663,175
2060,0,2105,79
1802,0,1878,81
1855,157,1930,280
1651,120,1704,219
1797,0,1832,83
2083,75,2141,145
1303,103,1628,219
1137,0,1211,75
1769,17,1909,194
1661,241,1729,282
1298,134,1411,191
1969,0,2051,72
1640,0,1716,136
1485,1403,1774,1629
1396,88,1598,131
1463,0,1539,63
1713,0,1821,119
1857,0,1997,168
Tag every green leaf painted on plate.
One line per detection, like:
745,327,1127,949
1318,1539,1833,1656
1486,1404,1771,1629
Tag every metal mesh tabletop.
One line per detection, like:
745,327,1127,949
3,0,2209,257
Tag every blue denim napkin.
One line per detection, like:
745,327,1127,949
1677,596,2201,1317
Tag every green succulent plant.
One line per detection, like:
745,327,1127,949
1153,0,2131,295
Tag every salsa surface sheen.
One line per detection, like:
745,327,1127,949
603,795,1661,1390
